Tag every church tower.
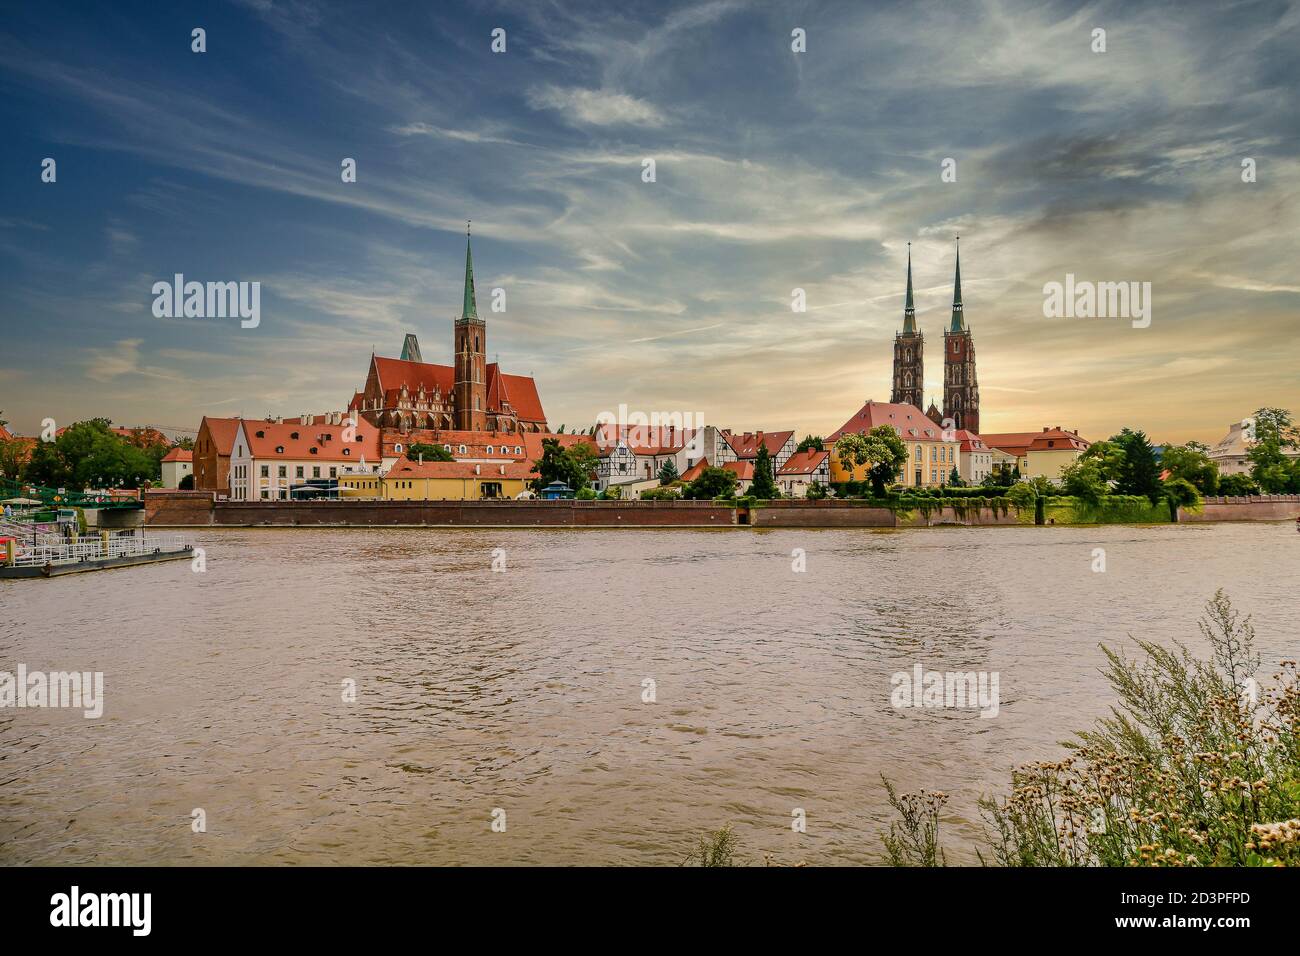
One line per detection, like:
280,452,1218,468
942,238,980,434
891,243,924,409
454,224,487,432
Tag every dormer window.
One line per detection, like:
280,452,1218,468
290,432,299,439
256,430,265,438
343,449,351,456
275,445,285,454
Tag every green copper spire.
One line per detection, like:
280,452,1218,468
902,242,916,334
461,221,478,320
950,237,965,332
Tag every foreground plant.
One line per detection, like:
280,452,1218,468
884,590,1300,866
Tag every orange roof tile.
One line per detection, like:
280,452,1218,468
240,420,381,463
827,401,946,443
724,429,794,459
777,449,829,475
161,447,193,463
384,457,536,481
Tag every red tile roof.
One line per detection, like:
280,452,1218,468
161,447,193,463
827,401,945,443
370,356,547,425
240,420,381,462
199,417,242,456
678,458,752,482
384,457,537,481
594,423,695,455
723,429,794,459
981,427,1090,456
380,429,592,462
0,424,13,442
777,449,829,475
950,429,988,453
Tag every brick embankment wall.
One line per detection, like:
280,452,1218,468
1182,495,1300,522
206,498,736,527
748,501,895,527
143,490,215,525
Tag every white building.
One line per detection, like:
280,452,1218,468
776,449,830,497
228,419,382,500
159,447,193,489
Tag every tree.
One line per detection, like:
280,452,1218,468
750,444,778,499
404,441,454,462
1059,457,1107,504
796,435,824,453
1217,473,1259,496
657,458,679,485
1110,428,1162,502
946,467,964,487
1081,439,1124,484
804,481,827,500
684,466,737,500
1247,407,1298,493
834,425,909,497
1163,476,1202,512
178,473,196,490
1160,443,1219,495
170,436,196,451
530,438,596,493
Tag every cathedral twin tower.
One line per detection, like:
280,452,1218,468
890,239,980,435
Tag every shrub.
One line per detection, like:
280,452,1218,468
881,591,1300,866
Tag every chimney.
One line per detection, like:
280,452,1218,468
1043,427,1049,432
301,414,310,425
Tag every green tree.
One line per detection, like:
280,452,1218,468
657,458,679,485
795,435,824,453
1110,428,1162,501
1247,407,1298,493
1217,473,1259,496
946,467,964,487
1058,457,1108,504
750,444,778,499
804,481,827,500
1160,443,1219,495
834,425,909,497
530,438,596,493
1163,476,1202,512
1081,439,1124,483
178,473,196,490
684,466,737,500
404,441,455,462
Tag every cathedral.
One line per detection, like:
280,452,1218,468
890,239,980,434
350,230,548,434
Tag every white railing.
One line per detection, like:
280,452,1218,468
8,533,190,567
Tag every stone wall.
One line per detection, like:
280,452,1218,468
143,490,216,526
1182,495,1300,523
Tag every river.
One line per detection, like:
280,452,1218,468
1,522,1295,865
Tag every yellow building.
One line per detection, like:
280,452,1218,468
981,427,1091,480
826,401,960,487
341,458,536,500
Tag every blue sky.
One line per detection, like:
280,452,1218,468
2,0,1298,442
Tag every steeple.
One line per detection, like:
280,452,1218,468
902,242,916,334
461,221,478,320
950,237,964,332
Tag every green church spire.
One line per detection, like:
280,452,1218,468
461,221,478,320
950,237,965,332
902,242,916,334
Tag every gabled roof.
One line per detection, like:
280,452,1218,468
827,401,946,443
161,447,193,463
198,417,244,457
723,430,794,459
950,429,988,453
373,356,454,397
777,449,829,475
981,427,1090,456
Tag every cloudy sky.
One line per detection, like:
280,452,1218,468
2,0,1297,443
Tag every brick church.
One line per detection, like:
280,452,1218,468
890,239,980,434
350,230,548,435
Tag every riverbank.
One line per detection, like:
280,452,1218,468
144,490,1300,529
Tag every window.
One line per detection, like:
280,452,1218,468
261,490,269,500
296,466,304,478
458,444,466,454
312,467,320,478
394,443,403,454
914,445,922,459
278,466,287,478
260,465,269,478
329,467,337,478
514,446,521,455
487,446,494,454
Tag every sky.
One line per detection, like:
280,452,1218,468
1,0,1298,444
